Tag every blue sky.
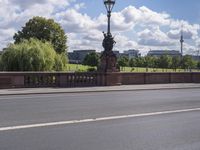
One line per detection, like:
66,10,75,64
133,0,200,23
0,0,200,55
79,0,200,23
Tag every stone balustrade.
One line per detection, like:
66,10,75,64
0,72,101,88
0,72,200,89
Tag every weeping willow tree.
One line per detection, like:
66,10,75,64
1,38,66,71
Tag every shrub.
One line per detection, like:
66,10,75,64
54,54,64,71
87,67,97,72
1,39,65,71
83,52,100,67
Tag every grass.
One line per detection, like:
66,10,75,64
120,67,200,73
64,64,95,72
64,64,200,73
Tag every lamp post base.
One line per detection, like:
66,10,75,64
98,51,119,72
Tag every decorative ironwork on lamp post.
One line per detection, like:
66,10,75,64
104,0,115,34
99,0,119,72
103,0,116,52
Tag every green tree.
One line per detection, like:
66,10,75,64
54,53,67,71
129,58,137,67
157,55,172,69
14,16,67,54
181,55,196,69
135,57,145,67
197,61,200,69
118,56,129,67
144,56,158,68
171,56,181,70
1,39,65,71
0,55,2,71
82,52,100,67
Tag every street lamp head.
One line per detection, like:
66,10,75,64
104,0,115,12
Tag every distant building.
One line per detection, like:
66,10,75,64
191,55,200,61
68,49,141,63
113,49,141,59
68,50,96,64
113,51,121,58
147,50,181,57
113,51,129,58
124,49,141,59
119,53,129,58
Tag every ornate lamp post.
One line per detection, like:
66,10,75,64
104,0,115,34
98,0,119,72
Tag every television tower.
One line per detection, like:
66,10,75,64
197,45,200,61
180,27,184,57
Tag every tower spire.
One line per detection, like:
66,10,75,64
180,25,184,57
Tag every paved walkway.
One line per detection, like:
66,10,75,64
0,83,200,96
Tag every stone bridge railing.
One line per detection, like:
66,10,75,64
1,72,200,89
0,72,103,88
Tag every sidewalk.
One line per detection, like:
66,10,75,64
0,83,200,96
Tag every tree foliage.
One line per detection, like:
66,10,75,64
197,61,200,69
157,55,172,69
54,53,68,71
13,16,67,54
171,56,181,70
1,39,66,71
144,56,158,68
0,55,2,71
181,55,196,69
134,57,144,67
82,52,100,67
118,56,129,67
129,58,137,67
117,55,198,70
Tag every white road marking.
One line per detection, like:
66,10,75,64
0,107,200,132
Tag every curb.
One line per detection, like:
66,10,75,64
0,86,200,96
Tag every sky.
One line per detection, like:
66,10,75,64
1,0,200,55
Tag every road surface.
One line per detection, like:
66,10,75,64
0,88,200,150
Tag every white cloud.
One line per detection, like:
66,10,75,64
0,2,199,55
138,26,175,47
167,29,199,41
74,2,85,10
122,6,170,26
167,29,194,40
0,28,16,48
183,43,197,55
114,34,138,51
9,0,74,9
9,0,47,8
169,20,199,39
56,9,96,33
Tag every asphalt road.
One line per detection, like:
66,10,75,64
0,88,200,150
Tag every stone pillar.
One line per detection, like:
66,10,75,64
98,51,119,73
104,72,121,86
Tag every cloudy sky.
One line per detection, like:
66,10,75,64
1,0,200,55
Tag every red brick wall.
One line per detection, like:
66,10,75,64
120,73,145,85
1,72,200,88
192,73,200,83
170,73,192,83
144,73,170,84
119,72,200,85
